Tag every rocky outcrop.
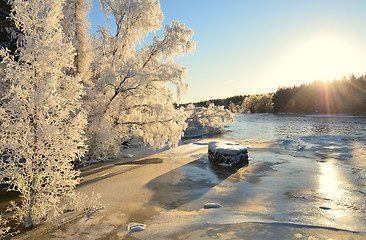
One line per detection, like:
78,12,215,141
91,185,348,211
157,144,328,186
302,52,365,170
208,141,248,168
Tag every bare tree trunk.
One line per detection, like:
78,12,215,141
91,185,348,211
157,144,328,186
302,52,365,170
24,177,35,228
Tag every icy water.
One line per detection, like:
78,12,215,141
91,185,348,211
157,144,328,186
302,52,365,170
222,114,366,232
144,114,366,238
226,113,366,143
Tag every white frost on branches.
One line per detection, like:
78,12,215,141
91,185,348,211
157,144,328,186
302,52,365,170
0,214,10,237
100,0,163,52
0,0,86,228
86,0,195,158
184,103,234,137
63,0,94,87
0,0,234,235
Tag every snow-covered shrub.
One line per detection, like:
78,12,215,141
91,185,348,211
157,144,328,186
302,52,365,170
0,0,86,229
184,103,234,137
62,191,103,214
0,213,10,238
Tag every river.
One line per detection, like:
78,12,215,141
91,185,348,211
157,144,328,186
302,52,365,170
222,114,366,232
132,113,366,239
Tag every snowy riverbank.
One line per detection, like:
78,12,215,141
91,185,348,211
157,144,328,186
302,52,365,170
12,136,366,239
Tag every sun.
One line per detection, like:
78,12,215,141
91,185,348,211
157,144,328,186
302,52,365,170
277,34,366,86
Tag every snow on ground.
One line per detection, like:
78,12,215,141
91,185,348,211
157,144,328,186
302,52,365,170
13,137,366,240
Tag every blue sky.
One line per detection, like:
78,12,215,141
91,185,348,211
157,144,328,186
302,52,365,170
89,0,366,103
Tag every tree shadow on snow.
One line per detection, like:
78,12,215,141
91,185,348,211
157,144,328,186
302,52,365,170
192,142,209,146
78,158,164,187
145,154,246,210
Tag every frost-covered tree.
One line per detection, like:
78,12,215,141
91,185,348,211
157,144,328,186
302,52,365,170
229,102,242,113
0,0,86,229
62,0,93,87
86,0,195,158
241,94,273,113
184,103,234,137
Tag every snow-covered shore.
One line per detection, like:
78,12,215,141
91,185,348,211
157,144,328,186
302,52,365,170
11,138,265,239
13,137,366,240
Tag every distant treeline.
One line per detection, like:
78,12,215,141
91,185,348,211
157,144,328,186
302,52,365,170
272,74,366,114
180,74,366,115
178,95,249,109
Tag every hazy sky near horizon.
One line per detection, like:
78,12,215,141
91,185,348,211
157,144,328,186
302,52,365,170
89,0,366,103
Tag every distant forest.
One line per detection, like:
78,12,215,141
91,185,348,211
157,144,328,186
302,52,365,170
272,74,366,114
179,95,248,109
181,74,366,115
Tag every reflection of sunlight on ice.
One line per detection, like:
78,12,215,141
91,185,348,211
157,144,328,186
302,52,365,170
318,161,354,229
318,162,345,200
213,184,235,196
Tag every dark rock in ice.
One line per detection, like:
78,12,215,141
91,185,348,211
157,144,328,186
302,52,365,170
316,159,326,163
127,223,147,232
208,141,248,168
204,203,222,209
319,206,331,210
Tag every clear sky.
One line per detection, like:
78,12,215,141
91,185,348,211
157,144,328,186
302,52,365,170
89,0,366,103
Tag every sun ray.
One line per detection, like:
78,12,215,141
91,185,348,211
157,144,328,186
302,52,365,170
323,81,332,114
347,80,366,94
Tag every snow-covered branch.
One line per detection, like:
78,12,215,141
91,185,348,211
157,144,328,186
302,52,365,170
0,0,87,229
85,0,195,159
184,103,234,138
0,0,196,235
62,0,93,87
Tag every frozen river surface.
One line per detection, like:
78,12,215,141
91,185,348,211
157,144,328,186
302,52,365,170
222,114,366,231
135,114,366,239
143,114,366,238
